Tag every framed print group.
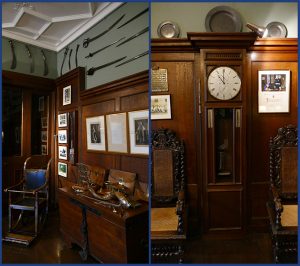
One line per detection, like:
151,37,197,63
58,146,68,160
58,130,67,144
86,116,106,151
106,113,127,153
258,70,290,113
129,110,149,155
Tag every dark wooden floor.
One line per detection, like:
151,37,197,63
2,209,273,264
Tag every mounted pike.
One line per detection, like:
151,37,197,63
83,14,125,48
60,47,69,76
117,7,149,29
116,27,149,47
115,51,149,67
87,56,127,76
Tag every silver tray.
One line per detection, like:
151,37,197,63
205,6,243,33
266,22,287,38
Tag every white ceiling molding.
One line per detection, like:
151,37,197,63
2,2,124,52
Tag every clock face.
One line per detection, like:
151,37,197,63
208,66,241,100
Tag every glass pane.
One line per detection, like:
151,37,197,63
2,87,22,156
31,95,48,155
214,108,234,183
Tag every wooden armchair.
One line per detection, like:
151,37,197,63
266,124,298,263
151,129,186,263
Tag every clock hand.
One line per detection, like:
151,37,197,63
218,75,225,85
222,68,225,83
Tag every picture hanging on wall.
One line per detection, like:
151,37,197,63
151,95,172,120
58,130,67,144
58,162,67,177
86,115,106,151
58,145,68,160
58,113,68,127
41,144,47,155
63,85,71,106
106,113,127,153
41,117,48,128
258,70,290,113
41,131,48,142
128,110,149,155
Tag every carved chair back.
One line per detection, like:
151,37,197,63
151,128,184,205
269,124,298,200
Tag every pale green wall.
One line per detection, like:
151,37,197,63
2,37,58,79
151,2,298,38
57,2,149,89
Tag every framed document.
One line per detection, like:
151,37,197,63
151,95,172,120
86,116,106,151
258,70,290,113
106,113,127,153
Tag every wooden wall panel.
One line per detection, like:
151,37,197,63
151,54,200,233
247,59,298,229
79,71,149,184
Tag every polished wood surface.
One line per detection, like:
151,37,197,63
58,187,148,263
152,37,298,235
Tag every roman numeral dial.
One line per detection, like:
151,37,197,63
207,66,241,100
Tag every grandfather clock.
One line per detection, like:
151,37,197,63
188,33,257,236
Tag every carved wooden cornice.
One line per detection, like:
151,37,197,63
152,33,298,53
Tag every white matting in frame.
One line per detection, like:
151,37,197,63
151,95,172,120
63,85,71,106
106,113,127,153
86,116,106,151
58,145,68,160
258,70,290,113
58,113,68,127
58,162,67,177
129,110,149,155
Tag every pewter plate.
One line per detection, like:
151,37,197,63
266,22,287,38
205,6,242,32
157,21,180,38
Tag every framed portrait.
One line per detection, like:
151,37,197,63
58,145,68,160
41,131,48,142
106,113,127,153
151,95,172,120
58,113,68,127
129,110,149,155
41,144,47,155
58,129,67,144
86,116,106,151
41,117,48,128
63,85,71,106
58,162,67,177
39,96,44,111
258,70,290,113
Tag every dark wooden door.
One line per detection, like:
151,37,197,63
2,71,55,215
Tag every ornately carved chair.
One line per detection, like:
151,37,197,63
266,124,298,263
151,128,186,263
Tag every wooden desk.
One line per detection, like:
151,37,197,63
58,187,148,263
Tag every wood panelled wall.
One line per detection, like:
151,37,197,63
55,70,149,192
79,71,149,185
152,38,298,234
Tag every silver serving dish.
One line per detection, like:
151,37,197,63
266,22,287,38
157,21,180,38
205,6,242,33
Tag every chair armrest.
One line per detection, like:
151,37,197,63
31,181,48,195
4,179,25,192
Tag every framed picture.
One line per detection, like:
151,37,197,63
39,96,44,111
151,95,172,120
129,110,149,155
41,131,48,142
58,162,67,177
86,116,106,151
58,145,68,160
106,113,127,153
258,70,290,113
41,144,47,155
58,129,67,144
63,85,71,106
58,113,68,127
41,117,48,128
